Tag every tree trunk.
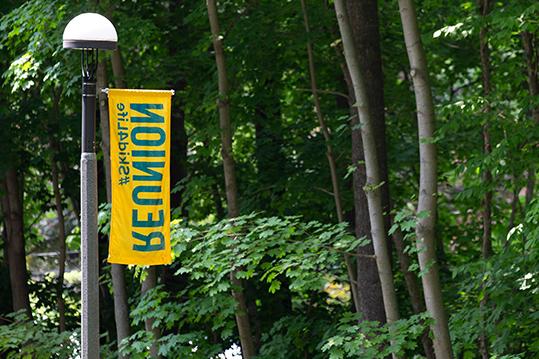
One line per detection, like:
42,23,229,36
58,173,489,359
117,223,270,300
142,267,160,358
212,182,225,220
344,0,393,325
1,223,13,314
478,0,493,260
477,1,494,356
50,145,67,332
393,230,435,359
98,59,131,355
52,171,67,331
397,0,453,357
522,31,539,124
522,31,538,209
0,168,31,317
111,49,126,89
48,89,67,332
300,0,360,312
207,0,256,357
301,0,344,224
334,0,400,334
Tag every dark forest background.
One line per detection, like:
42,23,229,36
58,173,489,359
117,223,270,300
0,0,538,358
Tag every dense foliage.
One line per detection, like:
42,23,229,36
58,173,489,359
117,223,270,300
0,0,537,358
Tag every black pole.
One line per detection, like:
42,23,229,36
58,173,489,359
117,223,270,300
81,48,98,153
82,81,96,153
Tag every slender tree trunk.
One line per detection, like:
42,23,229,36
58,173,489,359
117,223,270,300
477,1,494,356
478,0,493,260
397,0,453,357
207,1,256,357
300,0,344,223
344,254,360,312
212,183,225,220
111,49,126,89
334,0,400,334
98,59,131,356
50,146,67,332
142,267,160,358
0,169,32,317
522,31,539,124
1,223,12,314
51,170,67,332
393,231,435,359
48,90,67,332
522,31,538,208
300,0,360,312
207,2,239,217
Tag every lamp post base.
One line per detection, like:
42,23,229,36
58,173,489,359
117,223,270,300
81,152,99,359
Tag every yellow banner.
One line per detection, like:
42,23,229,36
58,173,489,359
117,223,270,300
107,89,173,265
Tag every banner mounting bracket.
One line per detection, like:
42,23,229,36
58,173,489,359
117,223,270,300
100,88,174,96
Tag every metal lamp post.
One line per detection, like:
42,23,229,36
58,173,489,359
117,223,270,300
63,13,117,359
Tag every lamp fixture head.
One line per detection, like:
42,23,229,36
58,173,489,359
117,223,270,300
63,13,117,50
